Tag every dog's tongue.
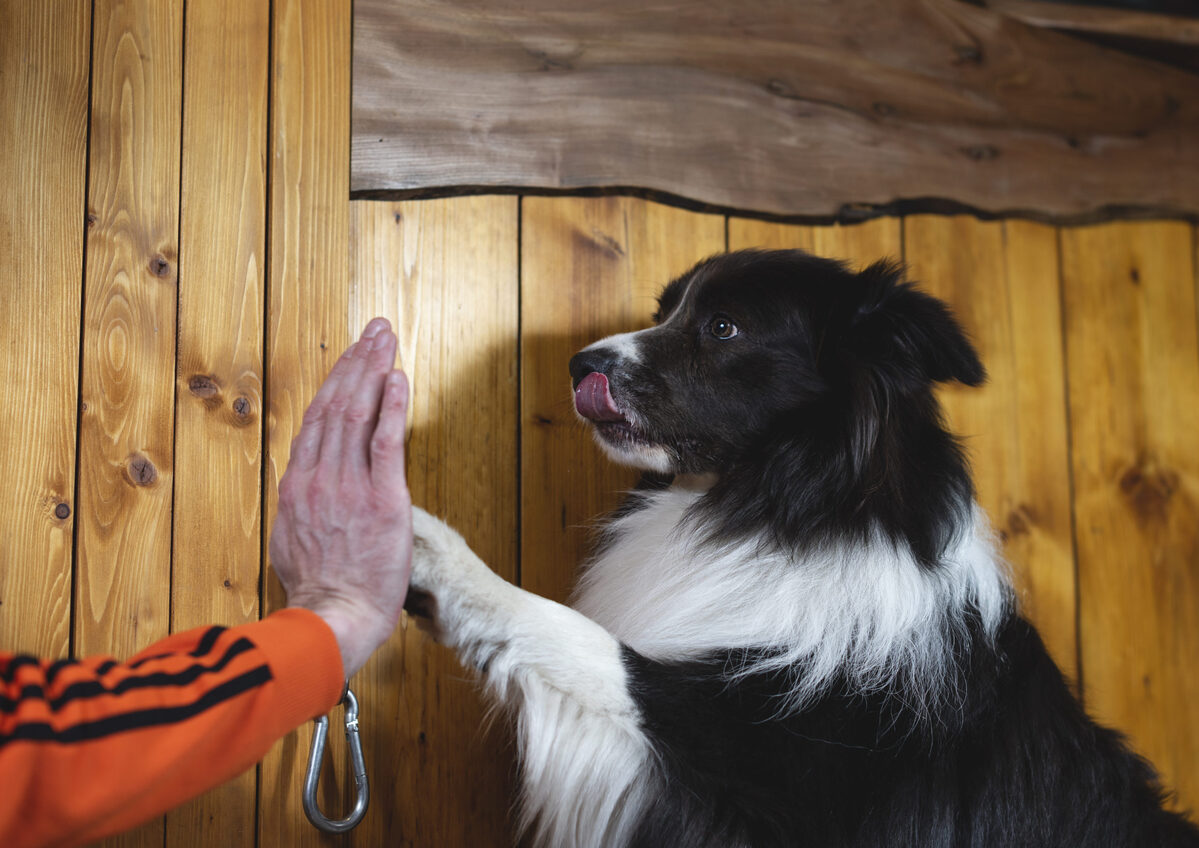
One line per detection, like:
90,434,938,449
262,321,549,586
575,372,624,422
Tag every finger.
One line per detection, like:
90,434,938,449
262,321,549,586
370,369,410,492
291,340,362,471
319,321,389,467
341,328,399,474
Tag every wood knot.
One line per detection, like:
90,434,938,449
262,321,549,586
766,78,799,100
574,228,625,260
871,101,896,118
1005,504,1036,539
229,396,256,427
127,454,158,487
1129,268,1141,286
1118,463,1178,519
188,375,220,398
223,579,233,590
953,44,983,64
54,502,71,520
149,255,172,278
960,144,1000,162
86,212,97,228
528,49,571,72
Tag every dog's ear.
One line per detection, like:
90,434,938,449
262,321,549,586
845,260,985,387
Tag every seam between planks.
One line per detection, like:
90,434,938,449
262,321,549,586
1054,224,1086,704
70,0,100,663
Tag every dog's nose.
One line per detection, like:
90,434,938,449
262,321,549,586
569,347,618,390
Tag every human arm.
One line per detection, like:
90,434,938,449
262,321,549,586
1,317,413,847
0,610,342,848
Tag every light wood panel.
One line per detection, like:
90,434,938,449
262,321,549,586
78,0,182,659
0,1,90,657
80,3,184,846
520,196,724,605
259,0,353,843
166,0,269,843
353,0,1199,217
904,217,1077,680
728,218,902,268
348,196,519,847
1062,221,1199,814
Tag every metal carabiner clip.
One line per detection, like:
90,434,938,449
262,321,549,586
303,685,369,833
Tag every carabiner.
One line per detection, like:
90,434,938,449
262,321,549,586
303,686,369,833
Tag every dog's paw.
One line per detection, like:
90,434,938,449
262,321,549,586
405,506,494,643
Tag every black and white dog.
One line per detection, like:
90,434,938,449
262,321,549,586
406,249,1199,847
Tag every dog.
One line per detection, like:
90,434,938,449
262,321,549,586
405,249,1199,847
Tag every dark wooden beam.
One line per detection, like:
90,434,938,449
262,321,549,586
352,0,1199,218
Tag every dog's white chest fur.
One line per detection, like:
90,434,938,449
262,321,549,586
573,483,1009,715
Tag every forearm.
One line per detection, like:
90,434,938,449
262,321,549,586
0,608,343,848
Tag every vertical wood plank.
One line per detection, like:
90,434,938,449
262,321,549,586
1062,221,1199,814
728,217,903,268
165,0,269,843
0,1,89,656
904,216,1078,681
348,197,519,847
79,2,183,845
521,197,724,605
259,0,352,843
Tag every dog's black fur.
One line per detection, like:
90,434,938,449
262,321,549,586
567,250,1199,848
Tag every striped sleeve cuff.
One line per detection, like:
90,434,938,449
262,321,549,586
229,608,345,729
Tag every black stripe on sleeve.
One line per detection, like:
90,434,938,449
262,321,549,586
1,638,257,714
0,664,273,749
190,626,227,658
1,685,46,712
128,650,182,670
1,656,43,684
44,658,78,686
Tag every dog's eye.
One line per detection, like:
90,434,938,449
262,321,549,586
708,315,739,340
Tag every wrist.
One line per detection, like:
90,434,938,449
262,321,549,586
288,599,384,679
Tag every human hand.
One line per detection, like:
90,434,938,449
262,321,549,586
270,317,412,679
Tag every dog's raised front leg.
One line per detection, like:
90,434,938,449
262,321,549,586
406,507,654,848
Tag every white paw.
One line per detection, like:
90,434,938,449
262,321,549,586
405,506,502,644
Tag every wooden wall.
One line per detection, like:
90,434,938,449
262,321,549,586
1,1,1197,846
351,0,1199,218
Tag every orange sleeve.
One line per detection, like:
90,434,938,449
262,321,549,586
0,608,344,848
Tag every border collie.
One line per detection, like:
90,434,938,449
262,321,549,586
405,249,1199,847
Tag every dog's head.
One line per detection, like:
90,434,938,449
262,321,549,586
569,249,984,483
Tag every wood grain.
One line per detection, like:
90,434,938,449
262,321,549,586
904,216,1078,680
77,0,182,659
80,2,184,846
989,0,1199,47
258,0,353,844
348,196,519,847
352,0,1199,217
0,1,89,657
165,0,269,843
1062,221,1199,815
521,196,724,605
